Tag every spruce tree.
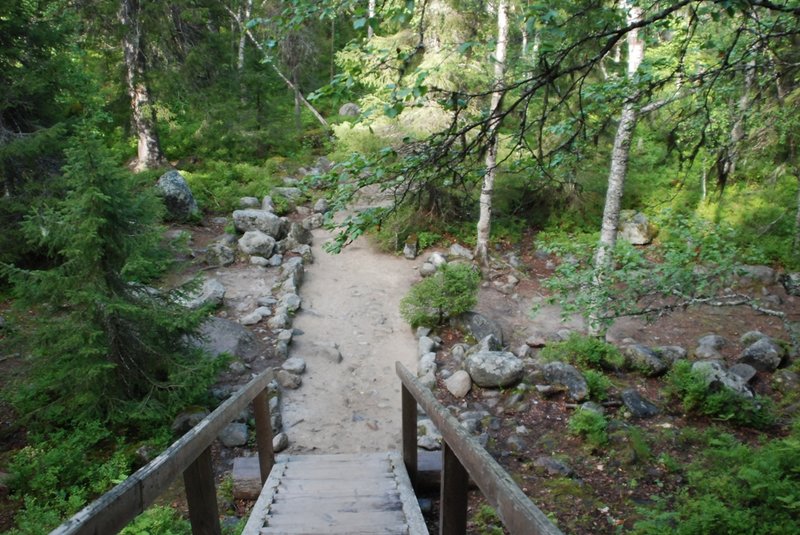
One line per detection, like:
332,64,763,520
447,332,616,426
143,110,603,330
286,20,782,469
2,129,218,430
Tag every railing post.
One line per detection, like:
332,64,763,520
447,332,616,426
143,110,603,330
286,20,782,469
183,445,221,535
401,383,418,488
253,389,275,484
440,442,468,535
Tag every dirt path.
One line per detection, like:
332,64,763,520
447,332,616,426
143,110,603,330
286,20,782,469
281,229,421,454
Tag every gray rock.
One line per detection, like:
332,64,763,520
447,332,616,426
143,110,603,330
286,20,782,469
219,423,248,447
303,213,324,230
653,346,687,365
180,278,225,310
262,196,276,213
240,307,271,326
418,336,437,356
692,360,752,398
239,196,260,209
403,235,419,260
416,326,432,339
580,401,604,415
780,272,800,296
451,344,467,361
417,419,442,451
277,369,302,389
737,264,777,285
444,370,472,398
268,254,284,267
449,243,474,260
250,256,270,267
272,432,289,453
171,409,209,435
205,241,235,267
466,335,503,357
621,389,659,418
698,334,727,350
277,329,293,343
267,311,290,330
232,209,286,238
273,187,303,204
338,102,361,116
279,293,302,313
694,345,723,360
313,198,329,214
419,262,437,276
738,337,785,371
452,311,504,345
156,170,199,221
534,456,574,477
729,363,758,383
429,252,448,267
542,361,588,401
514,345,531,359
526,332,548,348
315,343,343,364
506,435,526,452
418,352,437,377
618,210,656,245
281,257,305,287
257,296,277,307
229,361,247,375
466,351,524,388
282,357,307,375
191,317,259,361
623,344,668,376
287,222,313,246
238,230,276,257
740,331,768,346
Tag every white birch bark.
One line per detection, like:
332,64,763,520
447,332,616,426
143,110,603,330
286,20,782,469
237,0,253,73
593,2,644,271
474,0,509,265
120,0,166,171
368,0,376,38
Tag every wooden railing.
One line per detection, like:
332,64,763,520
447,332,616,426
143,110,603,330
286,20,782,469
51,368,277,535
397,362,563,535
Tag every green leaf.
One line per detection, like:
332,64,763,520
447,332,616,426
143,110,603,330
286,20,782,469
353,17,367,29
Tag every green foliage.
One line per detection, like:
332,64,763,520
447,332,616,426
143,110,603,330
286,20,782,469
470,504,504,535
120,506,191,535
400,264,480,328
417,231,442,250
665,361,774,429
7,422,132,534
583,369,613,401
633,427,800,534
539,333,624,370
181,161,283,214
568,409,608,448
1,131,221,429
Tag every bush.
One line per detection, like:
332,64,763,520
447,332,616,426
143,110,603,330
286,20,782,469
633,426,800,534
583,369,613,401
400,264,480,327
568,409,608,448
665,361,774,429
540,333,625,370
120,506,191,535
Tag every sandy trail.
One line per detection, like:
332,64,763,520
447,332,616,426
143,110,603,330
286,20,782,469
281,228,420,454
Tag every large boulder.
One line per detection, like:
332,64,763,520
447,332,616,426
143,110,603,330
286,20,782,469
465,351,524,388
238,230,276,258
232,209,286,239
542,361,588,401
736,265,777,286
452,312,504,345
780,272,800,296
692,360,752,398
191,317,259,361
737,337,785,372
623,344,669,376
618,210,657,245
156,170,199,221
338,102,361,116
205,239,235,267
287,222,313,246
179,278,226,310
621,389,659,418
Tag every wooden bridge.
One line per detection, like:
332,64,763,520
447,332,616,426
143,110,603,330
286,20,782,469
51,363,562,535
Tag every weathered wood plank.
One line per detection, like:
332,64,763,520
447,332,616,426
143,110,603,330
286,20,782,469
267,497,403,514
389,451,429,535
259,528,408,535
183,446,221,535
52,368,276,535
264,509,407,528
252,389,275,485
439,444,468,535
241,460,288,535
396,362,563,535
402,383,418,489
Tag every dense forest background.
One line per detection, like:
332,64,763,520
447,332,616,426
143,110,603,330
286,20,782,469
1,0,799,533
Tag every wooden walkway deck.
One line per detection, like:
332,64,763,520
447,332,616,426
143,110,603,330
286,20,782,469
242,451,428,535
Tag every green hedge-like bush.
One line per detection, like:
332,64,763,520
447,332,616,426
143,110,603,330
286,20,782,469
400,264,480,328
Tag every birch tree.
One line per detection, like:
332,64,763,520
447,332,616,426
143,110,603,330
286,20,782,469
593,1,645,271
474,0,509,265
119,0,166,172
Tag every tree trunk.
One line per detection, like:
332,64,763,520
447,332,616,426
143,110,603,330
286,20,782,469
237,0,252,73
368,0,376,38
119,0,166,172
593,2,644,271
293,70,302,132
474,0,509,266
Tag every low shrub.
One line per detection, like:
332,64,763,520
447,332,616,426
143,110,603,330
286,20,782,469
665,361,775,429
540,333,625,370
399,264,480,327
583,369,613,401
568,409,608,448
